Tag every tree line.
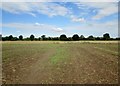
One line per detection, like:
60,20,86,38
1,33,120,41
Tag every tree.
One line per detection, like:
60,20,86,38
116,37,120,40
60,34,67,41
24,37,30,41
67,37,72,41
52,37,59,41
95,37,101,40
2,36,9,41
34,38,38,41
30,34,35,41
88,35,94,40
0,34,2,41
9,35,13,41
103,33,110,40
19,35,23,40
79,35,85,40
72,34,79,41
38,37,41,41
48,37,52,40
13,37,19,41
41,35,46,40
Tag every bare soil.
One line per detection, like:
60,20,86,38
2,42,118,84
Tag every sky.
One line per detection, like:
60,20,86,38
0,0,119,38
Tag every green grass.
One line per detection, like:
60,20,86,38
50,45,69,64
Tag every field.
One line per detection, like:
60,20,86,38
2,41,119,84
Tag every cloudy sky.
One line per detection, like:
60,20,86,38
1,0,119,38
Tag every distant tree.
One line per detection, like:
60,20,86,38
13,37,19,41
48,37,52,40
103,33,110,40
2,37,6,41
24,37,30,41
0,34,2,41
34,38,38,41
19,35,23,40
38,37,41,41
41,35,46,40
79,35,85,40
2,36,9,41
30,34,35,41
116,37,120,40
67,37,72,41
110,38,114,40
9,35,13,41
95,37,101,40
52,37,59,41
60,34,67,41
72,34,79,41
88,35,94,40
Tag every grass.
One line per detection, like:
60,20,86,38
50,44,69,64
93,43,118,56
2,43,50,62
2,42,69,64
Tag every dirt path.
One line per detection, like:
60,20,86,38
2,47,55,84
2,43,118,84
19,48,55,84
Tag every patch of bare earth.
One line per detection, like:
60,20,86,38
55,44,118,84
2,43,118,84
2,48,55,84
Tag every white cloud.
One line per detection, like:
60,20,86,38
70,15,85,22
1,2,70,17
92,4,118,20
1,2,36,16
52,27,64,32
62,20,118,37
1,0,54,2
1,20,118,37
74,2,118,20
76,0,118,2
35,22,41,26
1,2,118,25
36,2,69,17
1,0,119,2
28,13,36,17
2,23,64,33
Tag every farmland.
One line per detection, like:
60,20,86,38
2,41,119,84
